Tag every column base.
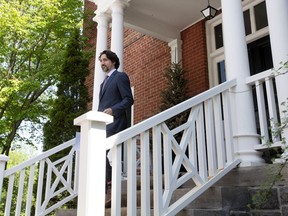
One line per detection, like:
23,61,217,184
235,150,265,167
233,133,265,167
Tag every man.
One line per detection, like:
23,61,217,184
97,50,134,205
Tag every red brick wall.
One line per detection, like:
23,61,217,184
181,20,209,97
82,10,171,123
83,0,97,110
123,29,171,123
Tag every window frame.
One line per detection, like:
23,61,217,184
206,0,269,87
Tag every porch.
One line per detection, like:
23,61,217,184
1,67,288,215
1,0,288,215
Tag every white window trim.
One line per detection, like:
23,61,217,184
206,0,269,88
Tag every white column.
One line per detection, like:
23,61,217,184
92,13,110,111
265,0,288,141
74,111,113,216
168,38,182,64
221,0,263,166
110,0,128,72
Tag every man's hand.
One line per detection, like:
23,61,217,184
103,108,113,115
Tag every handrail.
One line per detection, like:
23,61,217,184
246,69,281,145
0,138,79,216
106,78,239,215
246,68,274,84
4,138,76,177
106,79,237,149
1,78,239,216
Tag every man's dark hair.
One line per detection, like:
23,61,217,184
99,50,120,69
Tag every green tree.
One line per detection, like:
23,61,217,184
160,62,188,130
0,0,84,156
43,28,90,152
160,62,188,172
42,29,90,210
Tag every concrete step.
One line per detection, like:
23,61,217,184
55,209,77,216
56,164,288,216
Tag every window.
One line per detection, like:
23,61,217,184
212,1,268,52
206,0,270,87
217,60,226,83
254,1,268,31
243,10,251,35
214,24,223,49
247,35,273,75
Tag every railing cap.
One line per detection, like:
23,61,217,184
0,154,9,162
74,111,113,126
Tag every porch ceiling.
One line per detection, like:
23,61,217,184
124,0,221,42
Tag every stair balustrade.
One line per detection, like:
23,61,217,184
0,138,79,216
246,69,285,148
103,78,240,215
0,78,242,215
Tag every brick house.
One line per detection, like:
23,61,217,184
83,0,288,166
84,0,210,124
1,1,287,215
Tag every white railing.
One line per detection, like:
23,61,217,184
0,138,79,216
103,79,240,216
246,69,282,147
0,79,241,216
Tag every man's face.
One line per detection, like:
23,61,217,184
99,54,115,73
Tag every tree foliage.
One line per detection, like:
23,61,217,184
160,62,188,130
43,28,90,152
0,0,84,156
1,152,32,213
42,29,90,210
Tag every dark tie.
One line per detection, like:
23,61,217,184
102,75,109,90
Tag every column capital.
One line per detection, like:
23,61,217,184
93,11,111,24
111,0,130,7
110,0,130,14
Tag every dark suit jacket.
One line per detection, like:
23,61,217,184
98,71,134,136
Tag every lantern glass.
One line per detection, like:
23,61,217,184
201,5,217,19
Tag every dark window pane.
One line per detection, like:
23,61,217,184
214,24,223,49
247,35,273,75
254,1,268,30
243,10,251,35
217,60,226,84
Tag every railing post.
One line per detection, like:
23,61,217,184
74,111,113,216
0,154,9,202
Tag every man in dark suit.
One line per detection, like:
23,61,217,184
97,50,134,199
